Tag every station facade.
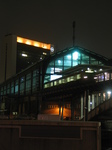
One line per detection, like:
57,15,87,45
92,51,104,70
0,45,112,120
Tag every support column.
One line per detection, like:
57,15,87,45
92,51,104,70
28,96,31,115
23,103,25,114
59,100,61,120
84,90,89,121
101,92,103,103
81,95,84,119
96,94,99,106
61,104,63,120
92,94,95,110
71,98,75,121
37,93,42,115
98,93,102,105
88,95,90,112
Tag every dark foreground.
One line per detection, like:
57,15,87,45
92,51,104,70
0,120,101,150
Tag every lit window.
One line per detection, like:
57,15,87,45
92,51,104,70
99,68,102,71
107,91,111,99
67,55,71,59
43,52,47,55
84,76,88,79
58,60,61,64
73,52,78,60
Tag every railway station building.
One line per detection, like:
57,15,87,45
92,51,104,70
0,40,112,120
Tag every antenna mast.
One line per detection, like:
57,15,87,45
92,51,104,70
73,21,75,47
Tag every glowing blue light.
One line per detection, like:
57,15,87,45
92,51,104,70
58,60,61,64
67,55,71,59
73,52,78,60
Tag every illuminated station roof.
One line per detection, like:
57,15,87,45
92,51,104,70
44,46,111,83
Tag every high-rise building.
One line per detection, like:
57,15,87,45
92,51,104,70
0,34,54,83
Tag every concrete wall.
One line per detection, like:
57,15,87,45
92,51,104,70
0,120,101,150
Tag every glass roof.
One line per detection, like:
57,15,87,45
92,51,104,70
44,46,109,83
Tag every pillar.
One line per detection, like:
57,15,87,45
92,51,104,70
95,94,99,106
81,95,84,119
84,90,89,121
88,95,90,112
92,94,95,110
71,98,75,121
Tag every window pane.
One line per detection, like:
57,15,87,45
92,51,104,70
64,54,71,70
90,57,98,65
55,57,63,67
15,80,19,94
72,51,81,66
81,54,89,64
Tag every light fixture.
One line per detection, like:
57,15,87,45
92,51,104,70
107,91,111,94
85,68,94,73
73,51,78,60
67,55,71,59
99,68,102,71
85,70,94,73
84,76,88,79
22,53,28,57
58,60,61,64
17,36,51,50
43,52,47,55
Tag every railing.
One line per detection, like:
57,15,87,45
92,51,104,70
88,98,112,120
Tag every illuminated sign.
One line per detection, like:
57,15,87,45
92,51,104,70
17,36,51,50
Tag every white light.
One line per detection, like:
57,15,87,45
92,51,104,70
84,76,87,78
99,68,102,71
85,70,94,73
50,75,62,81
55,68,62,72
43,52,47,55
73,52,78,60
67,55,71,59
107,91,111,94
50,47,54,52
58,60,61,64
22,53,28,57
94,77,97,79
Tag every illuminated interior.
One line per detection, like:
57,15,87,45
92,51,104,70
44,48,105,83
42,105,71,119
17,36,51,50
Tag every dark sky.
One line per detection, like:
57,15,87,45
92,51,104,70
0,0,112,58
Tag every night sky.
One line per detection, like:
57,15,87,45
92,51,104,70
0,0,112,58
